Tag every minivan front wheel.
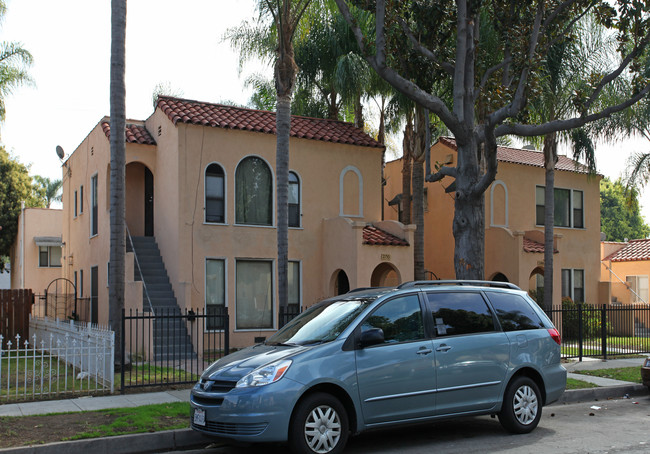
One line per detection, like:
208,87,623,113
289,392,349,454
498,376,542,434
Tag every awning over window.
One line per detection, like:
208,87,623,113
34,236,63,247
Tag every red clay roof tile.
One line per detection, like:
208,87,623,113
363,225,409,246
157,96,383,149
523,237,558,254
438,137,591,174
605,239,650,262
101,121,156,145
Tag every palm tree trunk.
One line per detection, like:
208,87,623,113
401,110,414,224
412,107,427,280
109,0,126,368
276,94,291,309
543,132,558,311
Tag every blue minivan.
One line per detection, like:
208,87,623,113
190,281,566,454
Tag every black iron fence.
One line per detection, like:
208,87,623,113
279,304,302,328
546,303,650,360
120,307,229,392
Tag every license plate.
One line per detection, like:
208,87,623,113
193,408,206,426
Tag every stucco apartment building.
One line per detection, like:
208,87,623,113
9,207,63,295
384,137,601,306
61,96,414,347
601,240,650,305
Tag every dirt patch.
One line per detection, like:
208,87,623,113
0,412,189,449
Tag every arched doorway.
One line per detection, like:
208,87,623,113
491,272,509,283
370,263,401,287
529,267,544,304
334,270,350,295
125,162,154,236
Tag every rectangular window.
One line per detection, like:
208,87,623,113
626,275,649,303
90,266,98,325
38,246,62,267
206,259,226,330
236,260,273,330
91,175,98,236
561,269,585,302
80,185,84,214
288,261,300,311
74,190,78,217
107,262,110,287
79,269,84,298
536,186,584,228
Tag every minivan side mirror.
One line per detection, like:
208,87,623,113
359,328,384,348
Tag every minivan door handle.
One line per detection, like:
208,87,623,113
416,347,433,355
436,344,452,353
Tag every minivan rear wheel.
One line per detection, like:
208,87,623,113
498,376,542,434
289,392,349,454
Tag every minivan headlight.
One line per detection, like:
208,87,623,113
236,359,292,388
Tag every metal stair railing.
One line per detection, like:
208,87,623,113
126,225,155,314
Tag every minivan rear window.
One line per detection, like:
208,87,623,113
485,292,545,331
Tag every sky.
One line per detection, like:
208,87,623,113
1,0,650,223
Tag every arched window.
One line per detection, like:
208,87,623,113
289,171,300,227
339,166,363,217
205,163,225,223
236,157,273,226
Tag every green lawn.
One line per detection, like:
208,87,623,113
572,367,643,384
565,377,598,390
120,363,199,388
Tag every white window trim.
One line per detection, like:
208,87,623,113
490,180,508,227
625,275,649,304
205,257,228,333
535,185,585,229
234,258,276,331
38,245,62,268
339,165,363,218
204,162,228,225
289,259,303,310
234,155,276,227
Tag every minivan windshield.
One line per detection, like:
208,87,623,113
265,298,375,346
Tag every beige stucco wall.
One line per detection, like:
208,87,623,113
61,118,157,326
384,141,601,305
63,108,396,348
10,208,63,293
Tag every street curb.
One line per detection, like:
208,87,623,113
555,384,648,404
0,428,214,454
1,386,647,454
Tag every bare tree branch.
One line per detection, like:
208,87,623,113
425,165,458,183
496,83,650,137
398,18,454,76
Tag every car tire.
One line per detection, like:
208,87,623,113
498,376,542,434
289,392,349,454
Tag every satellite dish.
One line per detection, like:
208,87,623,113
56,145,65,160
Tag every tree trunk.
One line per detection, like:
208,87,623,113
276,94,291,310
454,139,485,280
412,107,427,280
543,132,558,310
109,0,126,369
401,111,414,224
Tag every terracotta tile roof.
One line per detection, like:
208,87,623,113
101,121,156,145
437,137,591,174
523,237,558,254
605,239,650,262
363,225,409,246
157,96,383,149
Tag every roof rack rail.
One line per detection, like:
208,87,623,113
397,280,521,291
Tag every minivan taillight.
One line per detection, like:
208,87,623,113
548,328,561,345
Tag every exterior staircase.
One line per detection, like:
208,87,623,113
127,236,197,362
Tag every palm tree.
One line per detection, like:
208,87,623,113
33,176,62,208
527,17,613,309
0,1,33,127
109,0,126,368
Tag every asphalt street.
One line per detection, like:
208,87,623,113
169,396,650,454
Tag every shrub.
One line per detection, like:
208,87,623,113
561,297,606,340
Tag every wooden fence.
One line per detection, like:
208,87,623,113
0,289,33,341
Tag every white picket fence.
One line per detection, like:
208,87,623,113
0,316,114,401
